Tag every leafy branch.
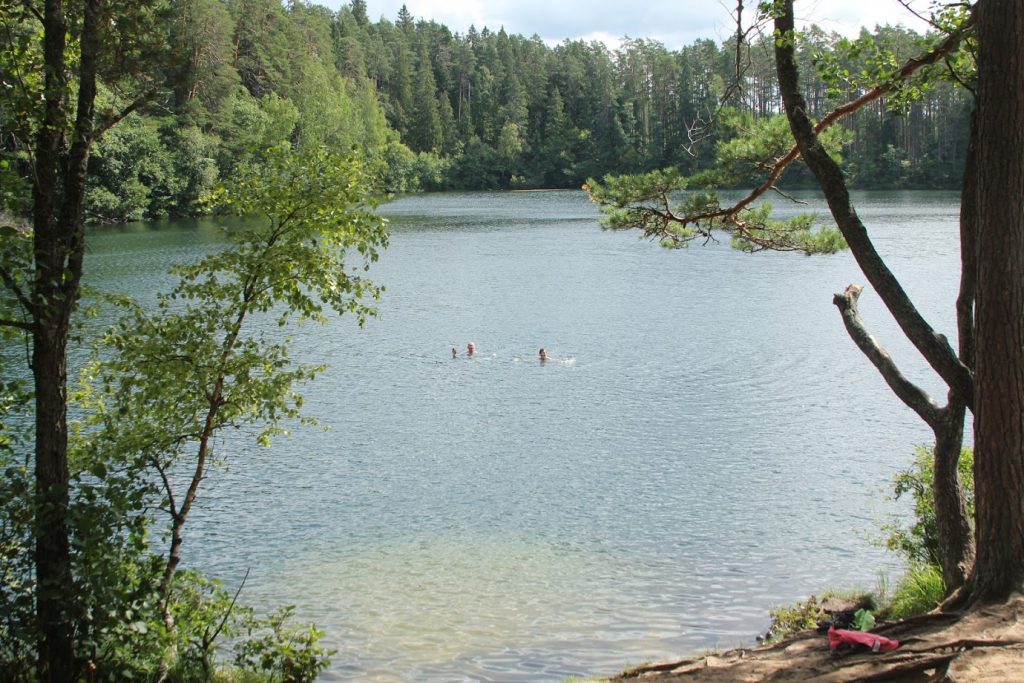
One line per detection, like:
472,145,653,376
74,145,389,627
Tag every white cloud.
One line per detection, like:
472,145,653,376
794,0,933,36
319,0,936,48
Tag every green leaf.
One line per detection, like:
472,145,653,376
89,462,108,480
852,608,875,632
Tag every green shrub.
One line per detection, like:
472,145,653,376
1,447,330,681
876,445,971,620
758,448,974,642
883,446,974,567
234,606,334,683
764,595,825,642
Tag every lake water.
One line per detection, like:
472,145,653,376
82,189,963,681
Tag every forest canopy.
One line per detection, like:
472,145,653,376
0,0,972,226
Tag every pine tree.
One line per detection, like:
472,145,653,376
350,0,368,26
409,45,442,151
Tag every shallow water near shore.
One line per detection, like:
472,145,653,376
84,189,963,681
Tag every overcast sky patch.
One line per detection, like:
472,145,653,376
318,0,934,48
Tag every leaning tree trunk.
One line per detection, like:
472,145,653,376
774,0,976,591
772,3,971,408
967,0,1024,605
833,285,973,590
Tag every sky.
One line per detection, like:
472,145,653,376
316,0,936,49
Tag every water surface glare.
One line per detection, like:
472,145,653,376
84,190,963,681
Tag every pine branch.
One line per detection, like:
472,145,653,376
734,14,975,215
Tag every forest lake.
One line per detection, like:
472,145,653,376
80,188,963,681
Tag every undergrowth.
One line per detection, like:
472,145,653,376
763,592,878,643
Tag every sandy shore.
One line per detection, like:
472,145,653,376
603,594,1024,682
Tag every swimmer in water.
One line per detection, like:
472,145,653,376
466,341,476,356
538,347,548,362
452,346,458,358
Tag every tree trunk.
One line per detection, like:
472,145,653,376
933,403,973,590
32,1,75,679
32,1,102,677
967,0,1024,604
833,285,973,589
33,325,74,682
935,105,982,594
159,294,249,619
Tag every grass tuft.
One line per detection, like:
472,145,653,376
886,564,946,620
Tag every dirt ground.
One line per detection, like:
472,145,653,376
608,595,1024,682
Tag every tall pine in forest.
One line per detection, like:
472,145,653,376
409,44,442,151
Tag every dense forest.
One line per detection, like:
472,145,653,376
2,0,973,225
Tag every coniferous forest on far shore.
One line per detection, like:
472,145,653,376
2,0,969,226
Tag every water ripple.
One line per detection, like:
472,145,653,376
78,189,961,681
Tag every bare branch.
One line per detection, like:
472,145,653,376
833,285,944,428
768,185,809,204
943,55,976,96
19,0,44,24
0,264,35,317
685,0,765,156
151,455,179,520
94,89,159,139
0,318,32,331
895,0,944,33
683,107,715,155
206,568,250,647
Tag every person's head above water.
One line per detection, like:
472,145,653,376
466,341,476,355
538,347,547,361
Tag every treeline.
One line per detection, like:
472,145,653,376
2,1,971,225
355,7,971,191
